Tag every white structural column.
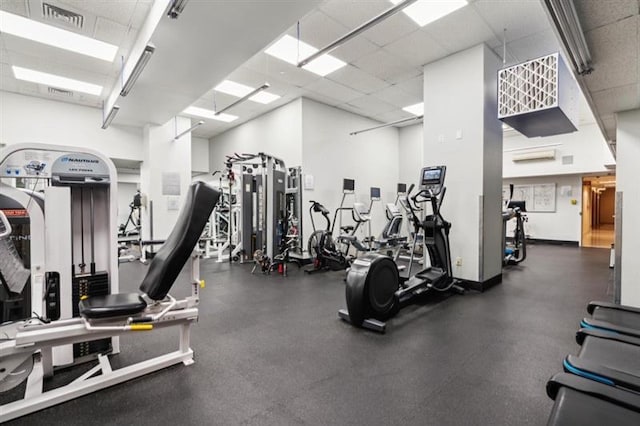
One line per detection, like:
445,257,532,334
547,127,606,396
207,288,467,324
423,44,503,289
615,108,640,307
140,116,193,241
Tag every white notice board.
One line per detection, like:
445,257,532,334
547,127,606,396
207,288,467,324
533,183,556,212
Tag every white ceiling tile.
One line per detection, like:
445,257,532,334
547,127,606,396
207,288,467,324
360,13,420,47
393,75,423,98
130,0,153,29
583,15,638,92
506,29,560,63
575,0,639,32
383,64,422,85
346,94,397,115
371,84,421,108
304,78,364,103
353,49,418,82
93,16,128,46
473,0,549,43
371,109,415,123
303,92,342,107
0,0,29,17
591,83,640,115
331,35,380,63
244,52,321,88
383,29,448,68
319,0,390,29
56,0,139,27
326,64,389,94
288,11,349,47
423,6,497,54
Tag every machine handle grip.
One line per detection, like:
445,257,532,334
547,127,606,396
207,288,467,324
407,183,415,195
129,316,154,323
130,324,154,331
0,211,12,238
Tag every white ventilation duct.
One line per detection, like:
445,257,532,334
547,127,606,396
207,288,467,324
512,149,556,162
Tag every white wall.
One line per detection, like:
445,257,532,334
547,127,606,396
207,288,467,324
209,99,303,171
0,91,143,161
192,136,210,175
617,108,640,307
398,123,424,185
503,175,582,242
503,122,614,178
301,98,400,245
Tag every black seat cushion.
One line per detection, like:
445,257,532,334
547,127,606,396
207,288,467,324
139,181,220,300
79,293,147,319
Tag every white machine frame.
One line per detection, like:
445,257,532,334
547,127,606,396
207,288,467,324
0,252,203,422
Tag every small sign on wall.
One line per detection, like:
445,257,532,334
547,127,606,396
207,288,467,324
304,174,314,190
162,172,181,195
167,196,180,211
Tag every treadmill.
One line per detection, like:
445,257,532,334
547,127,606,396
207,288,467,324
581,301,640,339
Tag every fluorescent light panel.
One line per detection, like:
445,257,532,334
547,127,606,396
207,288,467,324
183,106,237,123
215,80,280,104
403,102,424,116
12,66,103,95
390,0,467,27
265,35,346,76
0,10,118,62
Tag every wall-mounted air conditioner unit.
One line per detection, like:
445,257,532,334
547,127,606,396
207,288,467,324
512,149,556,162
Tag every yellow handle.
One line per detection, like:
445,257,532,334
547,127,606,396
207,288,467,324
80,295,89,300
130,324,153,331
199,280,205,288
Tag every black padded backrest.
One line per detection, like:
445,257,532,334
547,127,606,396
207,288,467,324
139,181,220,300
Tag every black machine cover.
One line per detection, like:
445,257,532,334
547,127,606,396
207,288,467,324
139,181,220,300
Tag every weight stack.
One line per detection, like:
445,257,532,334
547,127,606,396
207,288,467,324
72,272,111,358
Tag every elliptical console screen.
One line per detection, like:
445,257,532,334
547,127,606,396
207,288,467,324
397,183,407,194
419,166,446,195
370,187,381,200
343,178,355,193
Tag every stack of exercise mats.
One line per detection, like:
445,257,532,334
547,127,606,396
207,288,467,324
546,301,640,425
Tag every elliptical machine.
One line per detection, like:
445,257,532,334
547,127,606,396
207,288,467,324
306,200,349,273
502,184,527,266
338,165,464,332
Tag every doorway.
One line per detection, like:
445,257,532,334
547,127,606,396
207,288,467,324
581,176,615,248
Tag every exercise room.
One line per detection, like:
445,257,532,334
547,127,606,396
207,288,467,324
1,1,639,424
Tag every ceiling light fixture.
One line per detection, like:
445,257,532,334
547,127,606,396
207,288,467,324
167,0,189,19
120,44,155,97
183,106,238,123
215,80,280,104
298,0,419,68
543,0,593,75
12,66,103,95
174,120,204,141
390,0,468,27
0,10,118,61
214,83,271,115
402,102,424,116
102,105,120,130
266,34,346,76
350,115,423,136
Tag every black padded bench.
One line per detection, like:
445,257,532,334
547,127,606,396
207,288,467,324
79,181,220,319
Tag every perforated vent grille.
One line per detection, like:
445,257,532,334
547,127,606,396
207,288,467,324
498,54,559,118
42,3,84,29
562,155,574,165
48,87,74,97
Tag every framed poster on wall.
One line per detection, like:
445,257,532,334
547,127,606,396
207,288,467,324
533,183,556,212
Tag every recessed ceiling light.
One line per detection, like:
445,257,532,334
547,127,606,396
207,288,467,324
0,10,118,62
390,0,467,27
12,66,103,95
215,80,280,104
265,34,346,77
183,106,238,123
403,102,424,116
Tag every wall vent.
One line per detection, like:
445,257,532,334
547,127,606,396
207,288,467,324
42,3,84,29
512,149,556,162
48,87,74,97
562,155,574,165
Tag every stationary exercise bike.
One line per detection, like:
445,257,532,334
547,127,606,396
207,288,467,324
339,165,464,332
306,200,349,273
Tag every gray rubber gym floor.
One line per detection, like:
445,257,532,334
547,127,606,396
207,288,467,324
5,244,612,425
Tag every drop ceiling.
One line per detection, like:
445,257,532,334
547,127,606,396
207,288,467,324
0,0,611,141
571,0,640,146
